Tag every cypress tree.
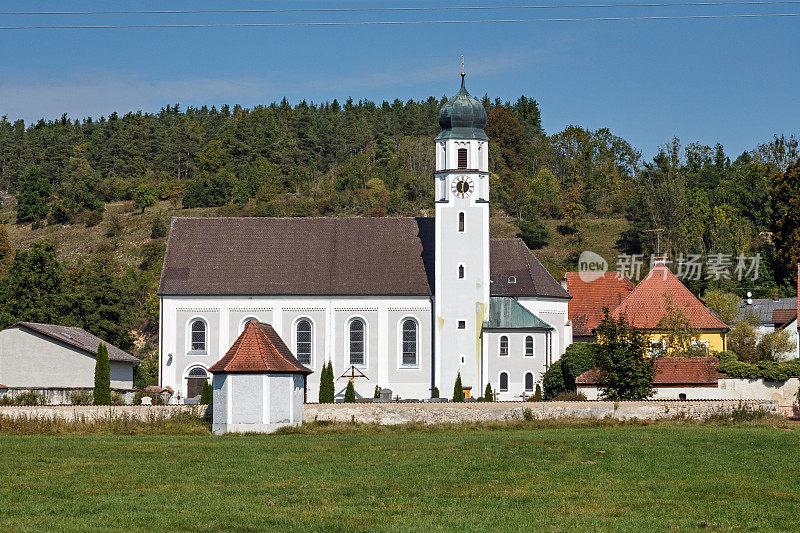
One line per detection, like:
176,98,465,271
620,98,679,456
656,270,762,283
484,382,493,402
344,380,356,403
200,381,213,405
534,384,542,401
93,343,111,405
319,360,335,403
453,372,465,402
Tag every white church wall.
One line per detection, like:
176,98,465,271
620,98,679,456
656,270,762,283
516,298,571,359
161,295,432,402
484,330,548,401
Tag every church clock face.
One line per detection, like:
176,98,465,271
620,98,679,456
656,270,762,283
451,176,474,198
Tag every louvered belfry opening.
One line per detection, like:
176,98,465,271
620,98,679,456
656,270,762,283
457,148,468,169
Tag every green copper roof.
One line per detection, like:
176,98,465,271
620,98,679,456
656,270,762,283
435,74,489,141
484,297,554,330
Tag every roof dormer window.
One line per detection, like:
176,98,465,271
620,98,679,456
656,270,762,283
508,276,517,284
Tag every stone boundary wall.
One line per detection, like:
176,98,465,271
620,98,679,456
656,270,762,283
0,400,790,425
0,405,209,421
304,400,783,425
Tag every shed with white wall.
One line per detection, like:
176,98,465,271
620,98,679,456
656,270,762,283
209,321,311,434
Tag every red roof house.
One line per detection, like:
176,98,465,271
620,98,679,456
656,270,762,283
576,357,724,388
565,272,634,340
612,263,729,331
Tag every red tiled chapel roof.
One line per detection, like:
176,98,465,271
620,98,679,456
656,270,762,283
209,322,312,375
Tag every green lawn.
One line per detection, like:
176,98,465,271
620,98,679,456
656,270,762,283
1,423,798,532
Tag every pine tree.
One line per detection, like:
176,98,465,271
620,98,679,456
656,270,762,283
484,382,493,402
453,372,465,402
0,224,12,279
319,360,335,403
150,217,168,239
344,380,356,403
93,344,111,405
200,381,213,405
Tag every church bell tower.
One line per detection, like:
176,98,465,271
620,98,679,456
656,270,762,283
433,72,490,398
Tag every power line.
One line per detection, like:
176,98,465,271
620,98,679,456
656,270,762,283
1,12,799,29
3,1,800,15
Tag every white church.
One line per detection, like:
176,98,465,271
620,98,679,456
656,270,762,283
157,74,572,402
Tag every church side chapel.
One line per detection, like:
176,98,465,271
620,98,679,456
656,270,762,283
157,73,572,402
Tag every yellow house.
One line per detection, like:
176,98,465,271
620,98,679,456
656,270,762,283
611,263,728,353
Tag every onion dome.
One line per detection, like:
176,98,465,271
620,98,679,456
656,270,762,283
436,73,489,141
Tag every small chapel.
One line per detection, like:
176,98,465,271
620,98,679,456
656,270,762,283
157,74,572,402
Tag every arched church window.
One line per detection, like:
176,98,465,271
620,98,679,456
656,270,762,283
401,319,418,366
458,212,465,232
525,336,534,357
296,319,312,365
525,372,534,392
499,336,509,357
349,318,365,366
458,148,468,169
499,372,509,392
190,319,207,353
458,265,464,279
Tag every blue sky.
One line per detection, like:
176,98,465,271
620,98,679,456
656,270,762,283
0,1,798,159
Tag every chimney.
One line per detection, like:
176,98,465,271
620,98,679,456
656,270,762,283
561,276,568,291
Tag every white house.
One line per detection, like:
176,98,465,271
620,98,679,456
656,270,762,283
0,322,139,403
157,74,572,402
737,295,798,360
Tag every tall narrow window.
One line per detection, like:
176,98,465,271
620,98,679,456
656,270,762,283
401,319,418,366
525,336,534,357
458,265,464,279
349,318,365,366
458,212,465,232
296,319,312,365
190,319,206,353
525,372,534,392
457,148,468,169
499,372,509,392
499,336,509,357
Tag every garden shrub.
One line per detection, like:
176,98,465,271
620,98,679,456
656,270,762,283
431,387,439,399
200,382,213,405
93,344,111,405
70,390,93,405
484,383,493,402
553,390,588,401
542,343,600,399
534,384,542,401
344,380,356,403
319,360,335,403
111,392,125,405
14,391,46,405
452,373,465,402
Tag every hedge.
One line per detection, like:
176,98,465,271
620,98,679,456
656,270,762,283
717,351,800,382
542,343,600,399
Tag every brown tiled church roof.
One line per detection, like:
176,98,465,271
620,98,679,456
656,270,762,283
158,217,569,299
576,356,723,386
209,322,312,375
490,239,570,299
612,263,728,331
565,272,634,337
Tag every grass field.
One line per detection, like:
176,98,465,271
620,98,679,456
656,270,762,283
1,420,798,532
